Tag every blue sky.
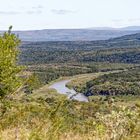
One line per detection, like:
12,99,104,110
0,0,140,30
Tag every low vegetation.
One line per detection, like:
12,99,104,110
0,93,140,140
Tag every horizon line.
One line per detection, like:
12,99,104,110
1,25,140,31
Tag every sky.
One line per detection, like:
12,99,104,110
0,0,140,30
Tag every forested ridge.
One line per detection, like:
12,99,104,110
20,33,140,65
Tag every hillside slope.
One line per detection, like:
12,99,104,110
1,29,140,41
19,33,140,65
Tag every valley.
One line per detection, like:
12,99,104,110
1,30,140,140
1,0,140,139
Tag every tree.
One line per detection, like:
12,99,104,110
0,26,23,98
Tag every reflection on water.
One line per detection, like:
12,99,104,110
49,80,88,102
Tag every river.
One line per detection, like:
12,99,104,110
49,80,88,102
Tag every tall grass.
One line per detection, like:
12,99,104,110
0,94,140,140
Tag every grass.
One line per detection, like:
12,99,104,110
0,95,139,140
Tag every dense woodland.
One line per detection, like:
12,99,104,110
77,67,140,96
19,33,140,91
20,40,140,65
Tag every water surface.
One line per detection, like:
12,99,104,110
49,80,88,102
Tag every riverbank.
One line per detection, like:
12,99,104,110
31,70,124,101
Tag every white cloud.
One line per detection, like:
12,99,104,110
51,9,76,15
0,10,42,15
32,5,43,9
0,11,20,15
26,10,42,14
128,18,140,22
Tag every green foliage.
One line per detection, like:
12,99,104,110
24,74,41,94
0,95,139,140
20,41,140,65
27,62,134,87
75,68,140,96
0,27,22,98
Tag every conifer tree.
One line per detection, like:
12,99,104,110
0,26,22,98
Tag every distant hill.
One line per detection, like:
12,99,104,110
108,32,140,41
91,32,140,47
20,32,140,52
120,26,140,31
104,32,140,47
1,28,140,41
89,26,140,31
